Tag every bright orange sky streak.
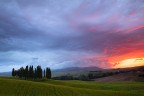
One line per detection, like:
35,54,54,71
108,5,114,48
108,50,144,68
113,58,144,68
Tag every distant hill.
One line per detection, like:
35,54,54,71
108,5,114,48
53,66,101,72
52,66,101,77
0,72,11,76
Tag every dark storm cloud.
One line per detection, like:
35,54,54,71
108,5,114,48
0,0,83,52
0,0,144,71
1,0,143,52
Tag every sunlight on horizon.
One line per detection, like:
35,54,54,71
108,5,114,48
113,58,144,68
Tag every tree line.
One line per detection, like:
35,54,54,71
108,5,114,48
12,65,51,80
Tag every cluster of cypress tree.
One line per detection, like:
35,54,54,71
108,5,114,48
12,65,51,79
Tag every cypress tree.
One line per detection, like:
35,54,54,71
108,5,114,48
28,66,34,79
25,65,29,79
34,68,37,79
19,67,24,78
36,66,39,79
12,65,50,80
46,67,48,79
21,67,24,78
48,68,51,79
31,66,34,78
28,66,31,78
36,65,42,79
44,69,46,77
40,67,42,78
17,69,20,78
46,67,51,79
15,70,17,77
12,68,15,77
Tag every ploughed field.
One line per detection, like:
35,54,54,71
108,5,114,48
0,77,144,96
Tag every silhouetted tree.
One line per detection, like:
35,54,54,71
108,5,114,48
21,67,24,78
28,65,34,79
44,69,46,77
19,67,24,78
49,68,51,79
12,65,51,80
37,65,42,79
12,68,15,77
46,67,51,79
46,67,48,79
34,68,37,79
31,66,34,78
25,65,29,79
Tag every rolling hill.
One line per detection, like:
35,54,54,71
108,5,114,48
0,72,11,76
52,66,101,77
53,66,101,72
0,77,144,96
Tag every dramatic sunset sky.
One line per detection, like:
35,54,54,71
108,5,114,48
0,0,144,72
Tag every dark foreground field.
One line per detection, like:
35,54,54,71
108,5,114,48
0,77,144,96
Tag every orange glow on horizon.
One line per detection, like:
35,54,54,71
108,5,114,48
113,58,144,68
107,50,144,68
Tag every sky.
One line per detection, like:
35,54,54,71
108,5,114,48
0,0,144,72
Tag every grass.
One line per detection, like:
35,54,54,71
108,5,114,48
0,77,144,96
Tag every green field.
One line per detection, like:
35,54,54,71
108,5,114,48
0,77,144,96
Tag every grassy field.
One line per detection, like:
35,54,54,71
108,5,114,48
0,77,144,96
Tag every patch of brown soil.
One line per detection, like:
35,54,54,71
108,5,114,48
95,72,137,82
